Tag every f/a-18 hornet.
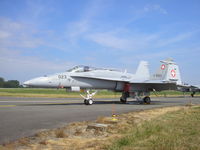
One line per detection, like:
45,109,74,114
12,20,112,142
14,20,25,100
23,58,199,105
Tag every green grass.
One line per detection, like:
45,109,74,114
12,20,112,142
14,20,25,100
0,88,197,98
153,90,199,96
0,88,118,94
108,106,200,150
154,90,186,95
0,88,67,94
0,88,121,98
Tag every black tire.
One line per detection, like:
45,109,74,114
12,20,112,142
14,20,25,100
84,99,89,105
143,96,151,104
120,96,127,103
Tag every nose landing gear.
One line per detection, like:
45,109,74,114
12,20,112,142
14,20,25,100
81,90,97,105
84,99,93,105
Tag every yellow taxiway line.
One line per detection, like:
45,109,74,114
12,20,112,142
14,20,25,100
0,105,16,107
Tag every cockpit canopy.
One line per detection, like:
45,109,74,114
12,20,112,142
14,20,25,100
66,65,120,73
67,65,93,72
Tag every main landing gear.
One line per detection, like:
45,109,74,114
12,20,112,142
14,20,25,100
80,90,97,105
120,91,129,103
191,91,196,97
135,95,151,104
120,91,151,104
142,96,151,104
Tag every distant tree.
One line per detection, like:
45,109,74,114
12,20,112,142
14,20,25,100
0,77,21,88
4,80,20,88
0,77,4,88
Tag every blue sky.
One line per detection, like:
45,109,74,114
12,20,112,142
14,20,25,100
0,0,200,85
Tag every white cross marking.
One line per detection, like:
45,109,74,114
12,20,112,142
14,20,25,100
161,64,165,70
171,70,176,77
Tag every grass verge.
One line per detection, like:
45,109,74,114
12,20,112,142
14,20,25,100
0,88,121,98
108,105,200,150
0,88,197,98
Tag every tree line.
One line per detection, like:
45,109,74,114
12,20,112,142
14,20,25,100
0,77,21,88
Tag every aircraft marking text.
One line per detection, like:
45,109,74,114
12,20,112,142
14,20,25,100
58,75,67,79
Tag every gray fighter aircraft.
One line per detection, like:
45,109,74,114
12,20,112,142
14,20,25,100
23,58,198,105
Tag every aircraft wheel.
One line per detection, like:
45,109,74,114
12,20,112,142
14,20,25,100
120,96,127,103
84,99,93,105
84,99,89,105
143,96,151,104
88,99,93,105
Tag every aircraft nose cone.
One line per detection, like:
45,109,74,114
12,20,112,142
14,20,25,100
23,77,49,87
23,80,31,87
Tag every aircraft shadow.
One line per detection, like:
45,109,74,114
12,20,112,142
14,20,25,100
19,100,170,106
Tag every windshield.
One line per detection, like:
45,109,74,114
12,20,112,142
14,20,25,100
67,65,92,72
66,65,120,72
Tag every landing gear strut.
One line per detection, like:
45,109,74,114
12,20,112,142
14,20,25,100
120,97,127,103
191,91,196,97
81,90,97,105
120,91,129,103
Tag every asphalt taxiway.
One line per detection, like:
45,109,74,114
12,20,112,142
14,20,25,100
0,96,199,144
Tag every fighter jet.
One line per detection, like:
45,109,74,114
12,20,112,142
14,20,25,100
23,58,197,105
177,84,200,97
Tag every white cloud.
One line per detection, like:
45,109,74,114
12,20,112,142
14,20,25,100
0,18,44,49
156,31,195,46
0,49,74,82
87,32,134,50
66,20,90,44
0,30,11,39
62,2,171,51
86,30,161,51
143,4,167,14
65,0,105,44
0,18,23,30
0,17,78,52
126,4,168,25
64,2,169,50
86,29,198,52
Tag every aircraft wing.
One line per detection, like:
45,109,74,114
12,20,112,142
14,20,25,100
70,75,130,82
177,84,200,92
130,80,177,91
72,74,178,91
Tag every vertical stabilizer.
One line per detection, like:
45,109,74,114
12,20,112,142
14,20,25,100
151,58,182,85
135,61,150,80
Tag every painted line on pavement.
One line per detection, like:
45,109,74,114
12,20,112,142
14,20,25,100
0,105,16,107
